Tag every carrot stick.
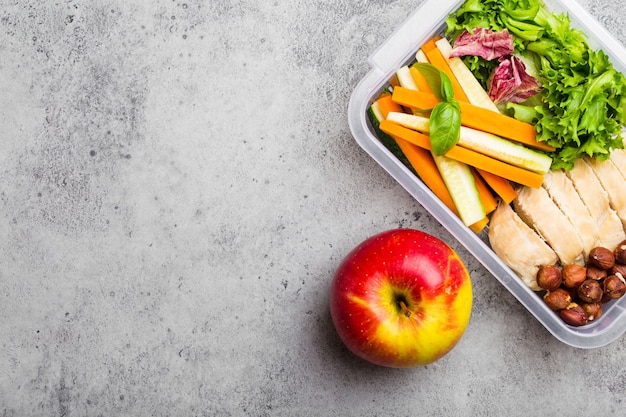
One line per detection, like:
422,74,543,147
409,65,433,94
422,40,469,102
376,93,404,118
394,137,457,213
389,73,400,88
471,168,498,214
379,120,545,188
458,102,554,152
421,36,442,53
470,217,489,234
391,86,556,152
476,168,518,204
393,87,440,110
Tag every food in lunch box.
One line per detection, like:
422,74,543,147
366,0,626,326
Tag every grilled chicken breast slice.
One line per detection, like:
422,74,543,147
609,149,626,181
541,169,598,259
587,158,626,229
488,203,558,290
566,158,626,250
513,186,585,265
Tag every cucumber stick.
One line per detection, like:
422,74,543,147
434,38,500,113
433,154,485,226
367,102,413,170
396,65,418,90
386,111,552,174
369,100,385,123
415,49,428,63
458,126,552,174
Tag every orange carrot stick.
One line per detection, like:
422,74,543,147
422,40,469,102
458,102,554,152
476,168,518,204
379,120,545,188
469,217,489,234
409,65,433,94
421,36,442,53
389,73,400,88
392,87,440,110
394,137,458,213
376,93,404,118
391,86,555,152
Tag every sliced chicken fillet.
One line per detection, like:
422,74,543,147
513,186,585,265
596,214,626,252
541,169,598,258
488,203,558,290
609,148,626,181
566,159,609,218
566,159,626,250
587,158,626,230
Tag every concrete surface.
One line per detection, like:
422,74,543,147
2,0,626,415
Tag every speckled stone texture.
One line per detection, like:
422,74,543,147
1,0,626,416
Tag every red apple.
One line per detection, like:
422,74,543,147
330,228,472,368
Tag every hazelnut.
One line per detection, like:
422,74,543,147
588,246,615,270
586,265,607,281
536,265,562,291
610,263,626,278
559,303,588,326
614,240,626,265
561,264,587,288
581,302,602,322
577,279,603,303
603,274,626,300
543,288,572,311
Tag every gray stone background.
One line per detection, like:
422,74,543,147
2,0,625,415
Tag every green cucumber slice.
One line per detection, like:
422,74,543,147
367,101,413,171
433,154,485,226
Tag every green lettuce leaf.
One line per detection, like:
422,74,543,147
446,0,626,170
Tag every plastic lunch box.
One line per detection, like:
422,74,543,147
348,0,626,348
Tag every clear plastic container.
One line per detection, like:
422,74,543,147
348,0,626,348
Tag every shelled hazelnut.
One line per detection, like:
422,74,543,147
577,279,603,303
614,240,626,264
543,288,572,311
588,246,615,270
561,264,586,288
559,303,588,327
610,263,626,278
536,243,626,327
536,265,562,291
586,265,607,281
581,302,602,322
603,274,626,300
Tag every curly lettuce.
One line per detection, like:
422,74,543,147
446,0,626,170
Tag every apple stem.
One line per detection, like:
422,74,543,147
399,301,412,318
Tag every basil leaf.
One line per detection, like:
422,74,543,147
412,62,455,102
440,72,455,102
429,100,461,156
412,63,445,101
